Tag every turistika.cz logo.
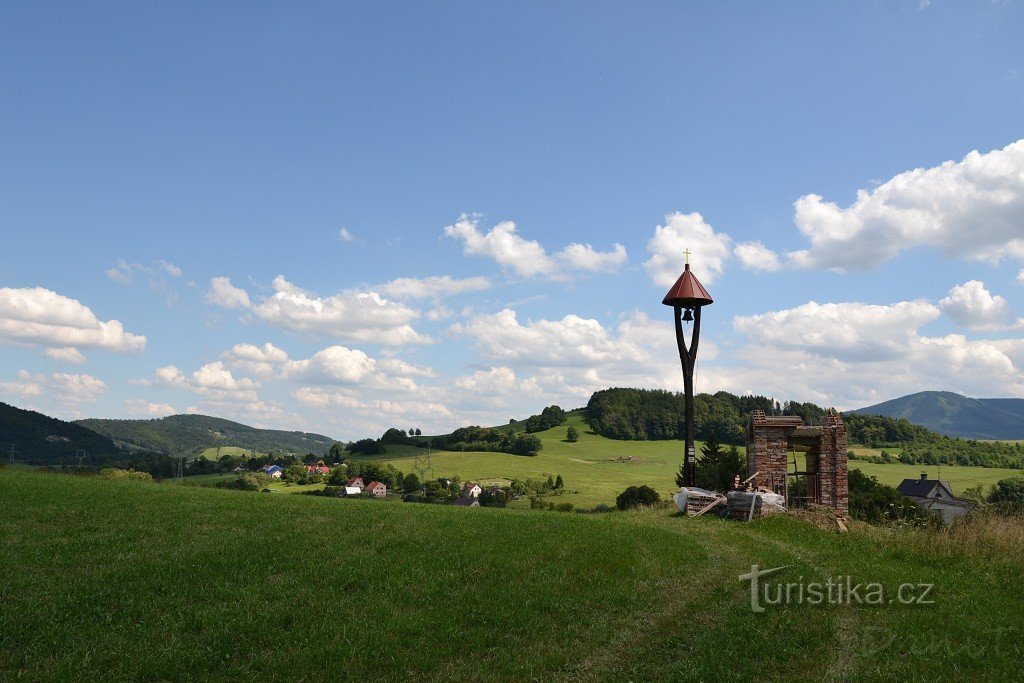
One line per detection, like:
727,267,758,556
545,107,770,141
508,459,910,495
739,564,935,613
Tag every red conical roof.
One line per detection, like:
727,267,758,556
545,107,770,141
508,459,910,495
662,263,713,307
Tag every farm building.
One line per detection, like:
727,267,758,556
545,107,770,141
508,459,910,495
452,496,479,507
264,465,283,479
462,482,482,499
343,486,362,496
896,473,975,524
347,477,365,489
366,481,387,498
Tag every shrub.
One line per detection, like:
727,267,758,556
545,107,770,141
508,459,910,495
566,426,579,443
479,489,508,508
348,438,385,455
98,468,153,482
848,470,938,527
616,485,661,510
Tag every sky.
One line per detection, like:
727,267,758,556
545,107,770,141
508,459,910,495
2,1,1024,439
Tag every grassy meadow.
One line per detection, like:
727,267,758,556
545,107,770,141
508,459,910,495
352,412,1020,507
3,466,1023,680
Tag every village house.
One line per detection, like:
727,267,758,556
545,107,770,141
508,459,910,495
347,476,365,489
463,482,482,499
264,465,283,479
365,481,387,498
452,495,479,507
305,462,330,475
897,473,975,524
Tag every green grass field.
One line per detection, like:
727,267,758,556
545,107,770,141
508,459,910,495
2,467,1022,679
352,412,1021,507
197,445,266,460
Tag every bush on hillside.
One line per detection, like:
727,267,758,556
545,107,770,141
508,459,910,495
98,468,153,482
348,438,385,455
848,470,938,527
616,485,661,510
521,405,568,433
566,426,579,443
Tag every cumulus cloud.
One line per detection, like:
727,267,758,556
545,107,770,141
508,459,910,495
734,300,941,362
153,361,260,403
43,347,87,364
787,139,1024,270
223,341,433,393
451,308,700,404
338,228,356,242
0,286,146,360
939,280,1019,331
124,399,177,417
644,212,732,287
443,214,627,279
734,241,782,272
454,366,541,397
556,243,628,272
251,276,432,346
0,370,44,399
379,275,491,301
724,299,1024,407
205,277,251,310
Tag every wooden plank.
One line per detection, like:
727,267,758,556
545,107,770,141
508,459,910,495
692,496,725,517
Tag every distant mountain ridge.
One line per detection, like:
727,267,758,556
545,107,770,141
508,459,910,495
75,414,338,456
0,402,125,464
851,391,1024,440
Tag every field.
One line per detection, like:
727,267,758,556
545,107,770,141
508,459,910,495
353,412,1020,507
2,467,1023,679
196,446,266,460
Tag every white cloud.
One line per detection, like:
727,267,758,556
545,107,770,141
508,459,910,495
124,399,177,417
0,371,43,399
222,342,290,378
154,361,260,403
338,228,356,242
426,306,454,321
105,266,134,284
157,260,182,277
454,366,541,397
205,277,251,310
733,300,941,362
251,276,432,346
788,139,1024,270
734,241,782,272
1016,268,1024,285
444,214,558,278
451,308,700,405
49,373,107,408
556,243,628,272
443,214,627,279
724,299,1024,408
43,347,87,364
0,286,146,358
379,275,491,300
644,212,732,287
939,280,1018,331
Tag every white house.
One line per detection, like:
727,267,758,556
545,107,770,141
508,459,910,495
897,473,975,524
264,465,283,479
463,482,482,499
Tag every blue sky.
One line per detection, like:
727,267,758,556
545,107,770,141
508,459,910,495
2,1,1024,438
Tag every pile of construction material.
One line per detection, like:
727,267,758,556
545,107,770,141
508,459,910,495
673,471,786,521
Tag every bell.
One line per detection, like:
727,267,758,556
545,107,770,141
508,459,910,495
682,308,694,322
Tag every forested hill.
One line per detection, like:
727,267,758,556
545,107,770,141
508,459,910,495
0,402,124,464
851,391,1024,439
585,387,932,446
75,414,337,456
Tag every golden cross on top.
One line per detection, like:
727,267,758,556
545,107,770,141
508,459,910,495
683,248,691,264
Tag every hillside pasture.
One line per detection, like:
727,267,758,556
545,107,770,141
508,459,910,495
2,467,1022,680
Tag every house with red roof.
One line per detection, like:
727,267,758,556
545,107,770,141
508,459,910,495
347,476,365,489
366,481,387,498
